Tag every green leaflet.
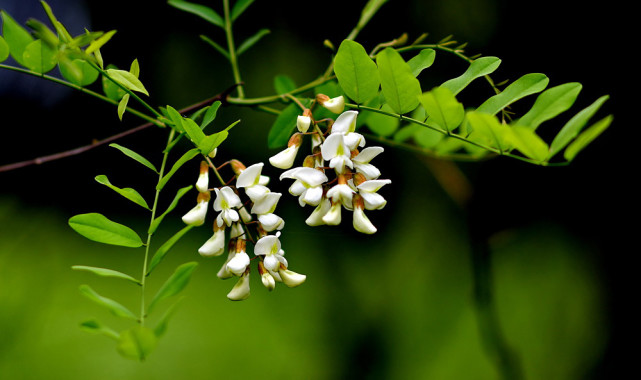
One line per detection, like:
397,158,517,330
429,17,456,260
79,319,120,341
149,185,193,235
564,115,613,162
394,124,421,142
168,0,224,28
79,284,138,320
237,29,270,55
85,30,116,55
267,103,301,149
68,213,143,248
509,125,549,162
365,104,399,137
105,68,149,96
117,326,157,361
109,143,158,173
0,36,9,62
147,225,194,275
156,148,200,191
334,40,380,104
183,116,206,146
102,65,127,101
376,47,421,115
1,10,34,67
466,111,510,152
117,94,130,121
231,0,255,21
148,262,198,313
72,265,141,285
153,298,183,338
199,130,229,156
59,58,99,86
441,56,501,96
274,74,297,95
476,73,549,116
420,86,464,133
24,19,58,48
165,104,186,133
200,35,229,60
22,39,57,74
201,101,221,130
407,49,436,77
516,83,582,131
548,95,609,159
95,174,150,209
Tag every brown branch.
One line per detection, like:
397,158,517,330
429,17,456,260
0,85,241,174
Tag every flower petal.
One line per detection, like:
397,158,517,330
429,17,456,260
236,163,264,188
331,110,358,134
353,207,377,234
227,272,251,301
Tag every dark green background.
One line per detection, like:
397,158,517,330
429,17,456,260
1,0,633,378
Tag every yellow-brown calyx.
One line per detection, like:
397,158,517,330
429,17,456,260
288,132,303,148
199,160,209,174
196,191,211,203
352,173,367,187
230,159,246,175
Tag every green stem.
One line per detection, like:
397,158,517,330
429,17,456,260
227,75,335,106
223,0,244,98
139,128,177,325
0,63,162,126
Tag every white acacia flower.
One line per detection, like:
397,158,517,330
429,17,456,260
230,222,245,239
195,161,210,192
198,223,225,257
261,271,276,291
217,240,236,279
251,192,281,215
321,201,342,225
226,250,250,276
236,162,270,202
321,133,353,174
306,197,331,226
213,187,242,227
258,213,285,232
279,268,306,288
280,167,328,207
254,232,287,272
269,133,303,169
357,179,391,210
352,194,377,234
352,146,384,179
297,115,311,133
330,110,365,150
318,95,345,113
182,192,210,226
227,272,250,301
326,182,354,209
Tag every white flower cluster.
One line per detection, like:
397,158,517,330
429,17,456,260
182,160,306,301
269,95,391,234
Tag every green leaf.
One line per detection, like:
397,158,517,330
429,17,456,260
24,19,58,48
564,115,613,162
95,174,150,209
149,185,193,235
148,226,194,275
79,319,120,341
85,30,116,55
334,40,380,104
394,124,421,142
40,0,72,43
466,111,510,151
237,28,270,55
148,262,198,313
183,116,206,145
153,298,183,338
201,101,221,130
72,265,141,285
79,284,137,320
267,103,300,149
274,74,297,95
156,148,200,191
549,95,609,159
109,143,158,173
476,73,549,116
117,94,130,121
69,213,143,247
0,36,9,62
407,49,436,77
441,56,501,96
59,58,99,86
102,65,127,101
365,104,399,136
1,10,35,67
199,130,228,156
129,58,140,78
22,39,57,74
117,326,157,361
165,105,185,133
358,0,388,29
420,86,465,133
516,83,582,131
231,0,254,20
376,47,421,115
199,35,229,60
509,125,549,162
168,0,224,28
105,68,149,96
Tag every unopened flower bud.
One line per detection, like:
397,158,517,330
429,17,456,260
269,135,303,169
352,194,377,234
297,111,312,133
208,148,217,158
258,262,276,291
316,94,345,114
227,271,250,301
230,159,246,175
196,161,210,192
182,192,211,226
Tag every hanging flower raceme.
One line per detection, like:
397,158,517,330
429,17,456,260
267,102,391,234
185,158,304,301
